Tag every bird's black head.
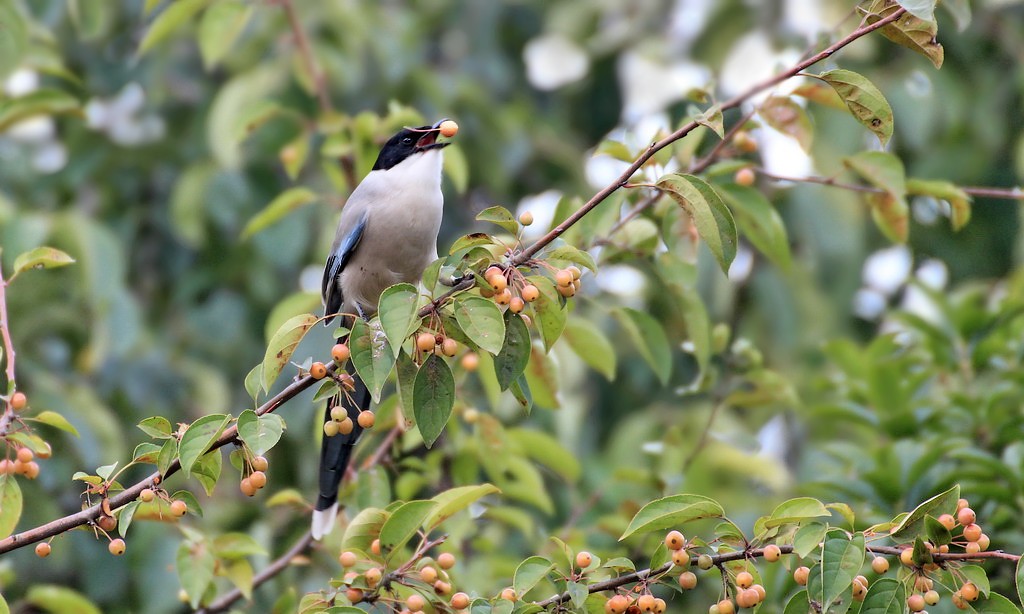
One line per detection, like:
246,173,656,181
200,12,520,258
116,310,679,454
372,119,450,171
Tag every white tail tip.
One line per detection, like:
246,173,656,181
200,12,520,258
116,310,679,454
311,503,339,540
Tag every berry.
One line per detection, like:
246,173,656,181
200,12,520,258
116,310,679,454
240,477,256,496
24,461,39,479
346,588,364,603
9,392,27,411
324,421,340,437
871,556,889,574
170,500,188,517
500,588,517,602
488,273,508,292
793,566,810,586
853,582,867,601
434,580,452,595
576,551,593,568
736,589,758,609
735,168,756,186
555,270,573,287
331,405,347,421
956,498,969,511
965,542,981,554
35,542,51,557
16,448,33,463
521,284,540,302
900,548,914,566
310,362,327,379
672,549,690,567
441,338,459,357
357,411,375,429
463,407,479,423
718,599,735,614
249,470,267,489
763,544,781,562
557,283,576,298
697,554,714,570
608,595,630,614
108,538,126,556
665,530,685,550
339,551,358,567
568,266,581,280
438,552,456,569
97,514,117,532
519,211,534,226
952,592,969,610
251,456,269,472
734,131,758,153
0,460,9,475
365,567,382,587
370,539,381,555
679,571,698,590
963,523,982,542
494,289,512,305
420,566,438,583
957,507,976,526
736,571,753,588
509,297,525,314
332,343,351,363
938,514,956,530
439,120,459,138
908,594,926,612
752,584,766,602
460,352,479,371
417,333,436,352
637,595,656,612
960,583,979,602
977,533,990,549
140,488,155,503
452,593,471,609
925,590,940,606
653,598,667,614
337,417,355,435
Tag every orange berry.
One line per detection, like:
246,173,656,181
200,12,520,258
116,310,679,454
793,566,810,586
952,592,968,610
417,333,436,352
576,551,593,568
679,571,698,590
357,411,375,429
365,567,382,587
957,507,976,526
568,266,581,280
330,405,347,421
653,598,667,614
914,576,933,592
370,538,381,555
735,168,756,186
494,288,512,305
108,538,126,556
35,542,51,557
736,571,753,588
310,362,327,379
441,338,459,357
500,588,517,602
736,589,758,609
249,470,267,489
665,530,685,550
963,523,982,542
339,551,358,567
170,499,188,517
451,592,470,609
965,542,981,554
734,131,758,153
977,533,990,550
763,544,781,562
488,273,508,292
337,417,354,435
140,488,155,503
853,582,867,601
24,461,39,479
251,456,269,472
434,580,452,595
556,283,576,298
871,556,889,574
519,211,534,226
608,595,630,614
332,343,351,363
460,352,479,371
240,477,256,497
437,552,456,569
97,514,117,532
347,588,365,603
900,548,914,566
908,594,926,612
521,284,540,302
751,585,766,602
672,549,690,567
718,599,735,614
938,514,956,530
420,566,438,583
960,583,979,602
555,270,573,287
637,595,656,612
16,448,33,463
439,120,459,138
9,392,27,411
509,297,525,313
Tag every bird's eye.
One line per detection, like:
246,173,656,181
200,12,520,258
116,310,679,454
403,137,413,144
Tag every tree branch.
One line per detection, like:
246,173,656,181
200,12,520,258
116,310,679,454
0,268,16,386
278,0,333,115
511,7,908,266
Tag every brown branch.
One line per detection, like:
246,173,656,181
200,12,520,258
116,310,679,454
0,268,16,386
360,425,402,471
511,7,908,266
0,363,335,554
689,106,759,175
279,0,332,114
757,168,883,194
961,186,1024,200
195,530,315,614
683,400,724,472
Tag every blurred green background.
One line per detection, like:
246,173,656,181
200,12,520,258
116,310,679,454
1,0,1024,612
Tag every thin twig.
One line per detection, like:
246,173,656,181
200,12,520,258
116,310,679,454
0,269,15,385
689,106,758,175
683,401,724,472
961,186,1024,200
757,168,882,194
279,0,332,114
196,530,315,614
511,7,908,266
361,425,402,471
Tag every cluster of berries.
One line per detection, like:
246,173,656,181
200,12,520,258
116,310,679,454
338,544,465,612
318,343,375,437
239,455,269,497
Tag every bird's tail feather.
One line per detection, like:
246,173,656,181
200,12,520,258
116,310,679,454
312,352,370,539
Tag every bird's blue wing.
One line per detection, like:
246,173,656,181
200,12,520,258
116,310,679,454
322,213,367,324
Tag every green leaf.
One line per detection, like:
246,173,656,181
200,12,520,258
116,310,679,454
696,105,725,138
890,485,959,540
866,0,943,68
907,178,971,230
0,0,28,80
0,475,22,539
137,416,173,439
923,514,951,545
783,590,810,614
197,0,251,69
544,245,597,273
379,500,437,555
509,429,581,482
867,191,910,243
845,151,907,197
619,494,724,540
24,586,100,614
237,410,285,455
350,317,397,402
717,183,792,271
378,284,420,357
157,439,177,476
177,538,216,609
493,310,530,390
32,410,80,436
656,173,737,273
178,414,231,477
760,96,813,151
396,350,418,414
1017,554,1024,610
809,529,864,614
972,593,1022,614
860,578,904,614
444,143,469,193
11,247,76,277
476,205,519,234
413,354,455,448
449,232,496,254
241,187,318,239
818,69,894,147
765,497,830,528
244,364,262,403
959,565,991,598
595,140,633,162
562,317,616,380
139,0,208,54
192,449,222,497
280,131,309,180
513,556,554,597
132,442,161,464
261,313,318,392
509,374,533,414
424,483,501,529
454,295,506,355
341,507,389,551
224,559,254,601
792,522,828,558
528,277,566,352
613,307,672,385
0,89,80,132
117,501,139,537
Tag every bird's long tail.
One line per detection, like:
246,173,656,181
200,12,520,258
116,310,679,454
311,356,370,540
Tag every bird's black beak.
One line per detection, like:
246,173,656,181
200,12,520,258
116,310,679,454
413,119,451,152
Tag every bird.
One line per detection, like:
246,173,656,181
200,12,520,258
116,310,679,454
312,118,451,540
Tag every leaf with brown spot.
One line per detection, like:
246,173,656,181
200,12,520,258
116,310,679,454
866,0,943,69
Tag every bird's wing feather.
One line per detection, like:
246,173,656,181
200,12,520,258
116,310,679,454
322,213,368,323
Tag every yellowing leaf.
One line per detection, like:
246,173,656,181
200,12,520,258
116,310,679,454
656,173,737,274
261,313,318,391
819,69,894,147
